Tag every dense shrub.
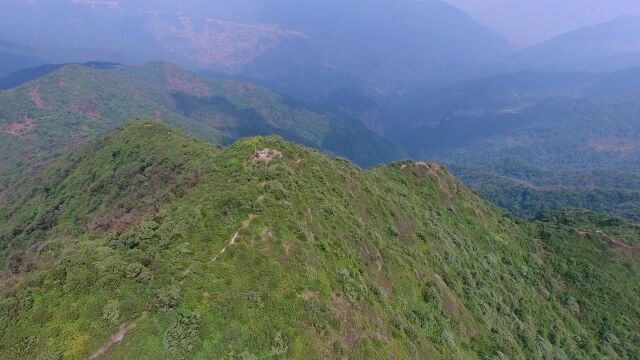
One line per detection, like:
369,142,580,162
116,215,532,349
164,312,201,359
102,300,120,325
155,286,181,311
270,331,289,357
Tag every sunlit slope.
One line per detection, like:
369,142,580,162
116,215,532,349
0,120,637,359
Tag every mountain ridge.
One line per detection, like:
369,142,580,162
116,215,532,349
0,60,402,189
508,15,640,73
0,119,638,359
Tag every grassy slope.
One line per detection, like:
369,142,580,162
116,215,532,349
0,120,637,359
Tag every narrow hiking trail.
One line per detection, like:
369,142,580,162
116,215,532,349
89,153,275,358
210,214,257,264
92,213,258,358
90,313,147,359
596,230,640,252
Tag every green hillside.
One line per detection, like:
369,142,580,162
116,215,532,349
453,165,640,222
1,120,637,359
0,62,402,190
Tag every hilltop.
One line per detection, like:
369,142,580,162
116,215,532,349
0,120,637,359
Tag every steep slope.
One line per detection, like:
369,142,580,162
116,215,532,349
509,16,640,73
0,61,401,189
0,120,637,359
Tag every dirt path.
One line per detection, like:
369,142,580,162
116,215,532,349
91,214,260,357
209,214,256,264
90,314,143,359
596,230,639,251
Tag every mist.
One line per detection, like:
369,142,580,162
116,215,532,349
447,0,640,46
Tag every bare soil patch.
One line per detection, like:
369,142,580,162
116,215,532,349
1,116,36,139
596,230,639,256
588,137,639,156
30,86,46,109
250,148,283,163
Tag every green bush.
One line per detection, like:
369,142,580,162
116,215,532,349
102,300,120,325
270,331,289,357
155,286,181,311
125,263,143,279
164,311,201,359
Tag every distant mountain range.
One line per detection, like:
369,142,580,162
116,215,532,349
2,1,640,222
380,67,640,169
1,6,640,357
0,61,402,192
3,2,640,99
508,16,640,73
1,0,512,98
0,40,46,78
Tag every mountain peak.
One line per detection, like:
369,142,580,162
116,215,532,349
509,14,640,72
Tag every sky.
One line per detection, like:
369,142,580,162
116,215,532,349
444,0,640,46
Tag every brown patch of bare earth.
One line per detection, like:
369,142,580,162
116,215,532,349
299,290,320,301
88,211,146,234
330,295,395,358
596,230,640,256
260,227,273,242
145,16,307,70
360,244,383,272
331,295,365,352
30,86,46,109
588,137,639,156
1,116,36,139
250,148,283,163
400,161,440,178
400,161,461,200
74,102,101,119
